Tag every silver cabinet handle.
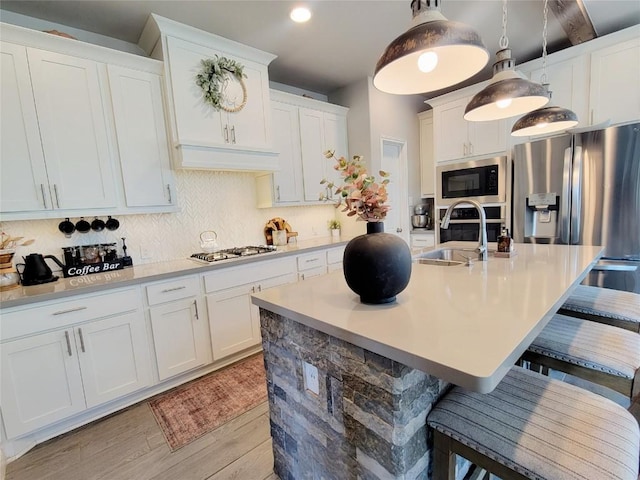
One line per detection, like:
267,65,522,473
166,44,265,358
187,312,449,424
257,285,262,292
463,143,468,156
161,286,186,293
251,286,256,293
300,273,305,280
469,142,474,155
64,331,72,357
40,184,48,209
193,299,199,320
166,184,172,204
224,125,229,143
276,185,280,201
396,227,402,233
53,184,61,208
78,328,86,353
231,126,236,144
53,306,87,316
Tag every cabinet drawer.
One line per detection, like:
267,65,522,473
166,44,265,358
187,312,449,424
204,257,296,293
1,288,140,340
326,246,345,265
145,275,200,306
297,252,327,271
411,234,435,248
298,265,327,280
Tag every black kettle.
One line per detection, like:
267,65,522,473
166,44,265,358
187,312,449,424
16,253,61,286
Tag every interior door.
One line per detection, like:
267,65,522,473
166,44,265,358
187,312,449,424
380,137,409,244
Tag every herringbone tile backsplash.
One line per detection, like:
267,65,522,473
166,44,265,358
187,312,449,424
1,170,337,267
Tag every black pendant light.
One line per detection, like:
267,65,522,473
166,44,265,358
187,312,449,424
512,0,578,136
464,0,549,122
373,0,489,95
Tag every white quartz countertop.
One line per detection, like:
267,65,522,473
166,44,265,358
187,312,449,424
0,236,351,309
251,243,603,393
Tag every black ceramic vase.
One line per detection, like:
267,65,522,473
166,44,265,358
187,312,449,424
342,222,412,304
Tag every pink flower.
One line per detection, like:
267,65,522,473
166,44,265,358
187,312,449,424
320,151,390,222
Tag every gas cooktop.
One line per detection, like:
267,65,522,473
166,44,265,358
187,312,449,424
190,245,278,264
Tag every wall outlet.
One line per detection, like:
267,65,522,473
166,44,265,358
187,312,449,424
303,361,320,395
140,246,153,260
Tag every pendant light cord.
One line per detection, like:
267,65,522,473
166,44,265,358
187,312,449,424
499,0,509,49
541,0,549,84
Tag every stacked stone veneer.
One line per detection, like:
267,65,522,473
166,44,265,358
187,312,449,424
259,308,452,480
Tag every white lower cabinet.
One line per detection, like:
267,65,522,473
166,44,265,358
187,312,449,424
326,246,345,273
205,258,296,359
411,232,435,249
1,300,150,439
297,251,327,281
145,275,211,381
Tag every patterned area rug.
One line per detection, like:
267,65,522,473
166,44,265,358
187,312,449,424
148,353,267,451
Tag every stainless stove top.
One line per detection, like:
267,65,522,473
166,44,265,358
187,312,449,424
190,245,278,264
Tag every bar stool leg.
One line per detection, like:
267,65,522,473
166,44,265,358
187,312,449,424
433,430,455,480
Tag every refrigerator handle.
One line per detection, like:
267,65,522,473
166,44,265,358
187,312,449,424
571,146,583,244
560,146,573,244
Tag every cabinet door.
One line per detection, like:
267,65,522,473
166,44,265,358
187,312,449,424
468,117,506,157
300,107,327,201
434,98,467,162
27,48,116,209
271,101,303,202
75,312,151,407
529,56,589,130
419,112,435,196
590,38,640,125
107,65,175,208
149,298,211,381
224,59,271,150
165,36,225,146
0,42,51,213
207,284,258,359
323,111,348,191
1,330,85,438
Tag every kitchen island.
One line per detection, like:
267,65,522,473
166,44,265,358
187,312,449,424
251,243,603,479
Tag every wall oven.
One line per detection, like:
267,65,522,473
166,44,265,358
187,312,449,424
438,205,507,244
436,156,506,206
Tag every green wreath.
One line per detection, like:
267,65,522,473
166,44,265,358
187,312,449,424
195,55,248,113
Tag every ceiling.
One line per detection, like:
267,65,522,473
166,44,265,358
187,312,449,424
1,0,639,99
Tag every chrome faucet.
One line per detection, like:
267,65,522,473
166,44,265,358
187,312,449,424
441,199,488,261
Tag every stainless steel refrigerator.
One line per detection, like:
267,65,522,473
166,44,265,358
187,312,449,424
512,122,640,293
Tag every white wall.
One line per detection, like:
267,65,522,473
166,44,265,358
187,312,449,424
0,171,336,268
329,78,426,237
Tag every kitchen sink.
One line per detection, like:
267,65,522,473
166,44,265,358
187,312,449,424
416,258,464,267
413,248,482,266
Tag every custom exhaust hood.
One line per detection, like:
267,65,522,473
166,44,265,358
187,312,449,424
139,14,279,172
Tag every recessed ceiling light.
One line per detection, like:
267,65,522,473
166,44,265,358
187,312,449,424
290,7,311,23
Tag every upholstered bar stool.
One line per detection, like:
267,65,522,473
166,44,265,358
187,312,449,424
522,313,640,400
559,285,640,333
427,366,639,480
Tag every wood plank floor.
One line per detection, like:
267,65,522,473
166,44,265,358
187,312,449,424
6,401,277,480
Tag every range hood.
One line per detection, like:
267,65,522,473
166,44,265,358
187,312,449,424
139,14,279,172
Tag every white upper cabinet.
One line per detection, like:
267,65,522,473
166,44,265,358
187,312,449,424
267,100,304,204
256,90,349,207
0,42,49,213
433,96,506,163
107,65,175,208
589,37,640,125
300,107,348,202
140,15,278,171
527,55,589,130
27,48,117,210
0,23,177,220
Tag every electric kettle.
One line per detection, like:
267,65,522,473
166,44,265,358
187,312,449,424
16,253,60,286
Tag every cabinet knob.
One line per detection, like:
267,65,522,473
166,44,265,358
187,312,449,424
396,227,402,233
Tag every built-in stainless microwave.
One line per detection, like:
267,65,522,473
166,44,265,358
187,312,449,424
436,156,506,206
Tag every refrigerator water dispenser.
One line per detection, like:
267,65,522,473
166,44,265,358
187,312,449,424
524,193,560,240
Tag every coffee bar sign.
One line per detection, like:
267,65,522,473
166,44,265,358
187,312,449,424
63,260,124,278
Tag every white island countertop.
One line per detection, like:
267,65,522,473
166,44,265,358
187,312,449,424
251,243,603,393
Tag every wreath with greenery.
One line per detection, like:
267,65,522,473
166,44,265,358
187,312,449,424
196,55,247,113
